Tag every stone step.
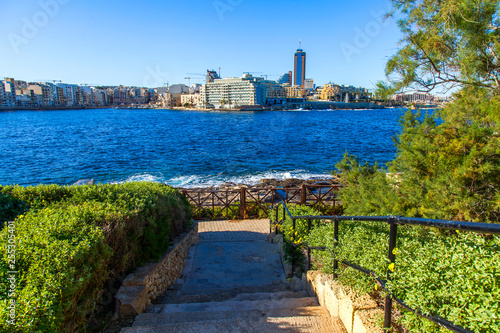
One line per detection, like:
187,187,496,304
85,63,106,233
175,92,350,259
122,314,347,333
133,305,327,327
157,278,304,302
154,289,308,305
151,296,319,315
231,290,309,301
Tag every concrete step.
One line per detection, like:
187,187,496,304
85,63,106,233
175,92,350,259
154,289,308,305
122,314,347,333
155,280,304,304
151,296,319,314
133,305,327,327
230,290,309,301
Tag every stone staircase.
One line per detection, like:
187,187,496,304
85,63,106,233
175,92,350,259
121,220,347,332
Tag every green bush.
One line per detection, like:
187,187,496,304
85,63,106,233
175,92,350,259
269,205,322,271
0,193,26,227
0,182,192,332
306,220,500,332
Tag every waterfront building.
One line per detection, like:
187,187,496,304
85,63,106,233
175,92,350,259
56,83,79,106
263,81,286,100
106,88,115,105
159,93,182,108
277,71,293,85
1,78,16,106
26,83,52,106
311,86,323,101
92,88,107,106
113,86,129,105
286,85,308,98
156,87,169,95
0,82,7,106
207,69,221,83
203,73,284,109
320,84,371,102
393,92,436,104
168,84,190,95
294,44,306,87
181,93,201,107
79,85,94,106
189,83,202,94
304,79,314,91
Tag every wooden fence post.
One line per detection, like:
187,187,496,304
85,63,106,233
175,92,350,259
240,188,246,219
301,184,307,205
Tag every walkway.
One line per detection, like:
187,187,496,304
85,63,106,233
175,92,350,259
122,219,346,332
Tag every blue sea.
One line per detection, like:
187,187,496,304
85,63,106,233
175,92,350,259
0,108,409,187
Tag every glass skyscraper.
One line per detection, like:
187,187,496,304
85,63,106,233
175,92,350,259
294,46,306,87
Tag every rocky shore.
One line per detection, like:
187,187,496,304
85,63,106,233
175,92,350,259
178,177,341,191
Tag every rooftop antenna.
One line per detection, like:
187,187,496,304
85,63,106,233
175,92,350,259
299,39,301,49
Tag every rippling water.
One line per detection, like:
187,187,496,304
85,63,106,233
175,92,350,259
0,108,409,187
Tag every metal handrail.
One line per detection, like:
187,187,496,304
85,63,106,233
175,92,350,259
292,214,500,234
272,200,500,333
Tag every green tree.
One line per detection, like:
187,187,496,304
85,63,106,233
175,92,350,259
386,0,500,93
337,0,500,222
373,80,397,100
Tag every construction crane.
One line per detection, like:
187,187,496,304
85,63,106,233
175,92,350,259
34,79,62,83
243,72,263,76
185,77,203,86
187,73,208,83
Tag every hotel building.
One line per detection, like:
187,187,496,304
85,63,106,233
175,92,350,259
294,45,306,87
203,74,284,109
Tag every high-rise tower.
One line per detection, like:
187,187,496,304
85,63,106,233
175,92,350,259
294,40,306,87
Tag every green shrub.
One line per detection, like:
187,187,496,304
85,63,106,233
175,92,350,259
0,182,192,332
306,221,500,332
0,193,26,226
0,203,112,332
269,205,322,272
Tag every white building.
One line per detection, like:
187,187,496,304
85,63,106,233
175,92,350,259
181,93,201,107
56,83,79,106
203,73,284,109
1,79,16,107
92,88,107,106
304,79,315,91
393,92,436,104
189,83,202,94
168,84,190,94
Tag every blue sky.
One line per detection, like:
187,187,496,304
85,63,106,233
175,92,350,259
0,0,402,90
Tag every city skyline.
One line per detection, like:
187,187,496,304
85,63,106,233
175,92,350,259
1,0,402,89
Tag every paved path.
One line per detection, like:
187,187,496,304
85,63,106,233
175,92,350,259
182,219,284,291
123,219,347,332
198,219,270,242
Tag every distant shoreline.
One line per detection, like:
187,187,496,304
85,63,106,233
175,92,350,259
0,102,424,112
0,106,116,111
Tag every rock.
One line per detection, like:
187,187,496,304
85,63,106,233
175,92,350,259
73,179,95,186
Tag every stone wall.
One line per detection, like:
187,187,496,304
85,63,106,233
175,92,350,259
306,271,384,333
115,223,198,317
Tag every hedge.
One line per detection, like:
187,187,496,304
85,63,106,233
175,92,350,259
271,205,500,332
0,182,192,332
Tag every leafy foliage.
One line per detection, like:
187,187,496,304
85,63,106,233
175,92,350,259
335,89,500,223
386,0,500,93
0,182,192,332
307,219,500,332
269,205,321,272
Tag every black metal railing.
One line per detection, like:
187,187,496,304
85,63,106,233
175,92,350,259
271,201,500,333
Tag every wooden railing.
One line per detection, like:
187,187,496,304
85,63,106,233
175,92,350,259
180,184,343,220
